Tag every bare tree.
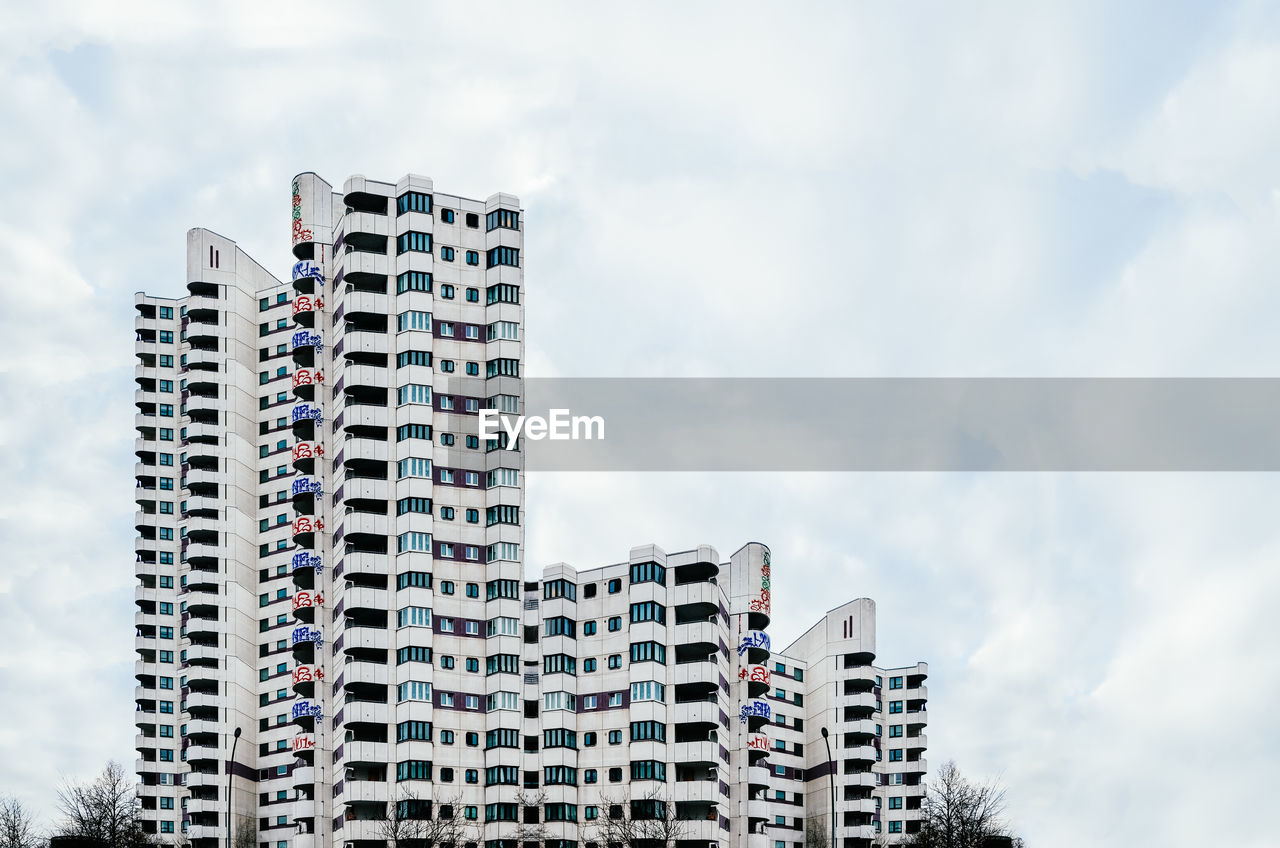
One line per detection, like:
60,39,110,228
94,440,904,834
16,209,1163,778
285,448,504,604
804,816,829,848
587,787,686,848
232,816,256,848
379,790,477,848
503,790,549,845
0,796,42,848
56,761,150,848
902,761,1023,848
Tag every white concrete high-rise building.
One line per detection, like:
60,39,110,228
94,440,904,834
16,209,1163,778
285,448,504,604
132,172,925,848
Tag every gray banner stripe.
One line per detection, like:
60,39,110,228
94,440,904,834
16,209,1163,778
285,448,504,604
467,378,1280,471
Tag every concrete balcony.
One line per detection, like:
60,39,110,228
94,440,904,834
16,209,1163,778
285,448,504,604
340,626,389,652
185,771,220,791
341,291,389,317
843,744,877,763
342,701,388,725
835,824,875,843
837,692,878,713
672,661,719,688
339,819,384,843
341,779,386,805
343,437,389,464
341,363,388,391
341,551,389,578
842,771,879,789
341,405,388,430
342,512,389,538
340,477,388,503
184,348,220,369
342,740,389,766
670,581,720,607
185,797,223,816
674,619,720,647
342,330,388,357
342,660,389,688
344,586,389,613
673,740,718,766
340,250,388,281
185,616,224,641
671,700,721,726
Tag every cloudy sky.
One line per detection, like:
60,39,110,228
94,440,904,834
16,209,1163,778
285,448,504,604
1,1,1278,845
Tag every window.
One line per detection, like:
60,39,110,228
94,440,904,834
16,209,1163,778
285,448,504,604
629,561,666,586
544,654,576,676
629,601,666,624
629,760,665,781
544,617,576,638
889,701,904,714
396,271,432,293
397,606,433,628
440,246,455,261
889,822,903,834
583,658,597,672
487,320,519,341
486,246,519,268
888,796,903,810
486,209,519,231
630,721,665,742
889,749,903,761
397,531,432,553
441,209,455,223
630,681,665,703
608,730,622,745
397,423,433,442
607,616,621,632
486,505,519,526
397,646,433,665
583,620,597,636
397,384,432,406
440,284,454,299
485,283,520,305
543,728,577,749
544,579,577,601
397,310,431,332
396,232,432,254
466,287,480,303
396,497,432,516
396,760,432,781
889,725,903,738
465,250,479,265
396,350,432,368
630,641,666,665
607,578,622,594
543,691,576,712
397,457,432,479
397,191,432,214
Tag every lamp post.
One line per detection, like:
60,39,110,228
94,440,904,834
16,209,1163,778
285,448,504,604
226,727,242,848
820,727,835,848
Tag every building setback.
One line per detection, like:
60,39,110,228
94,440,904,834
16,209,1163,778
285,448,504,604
132,172,926,848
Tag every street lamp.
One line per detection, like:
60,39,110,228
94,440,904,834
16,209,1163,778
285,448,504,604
820,727,836,848
227,727,242,848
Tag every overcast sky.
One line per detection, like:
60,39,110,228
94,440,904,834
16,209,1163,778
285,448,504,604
1,2,1278,845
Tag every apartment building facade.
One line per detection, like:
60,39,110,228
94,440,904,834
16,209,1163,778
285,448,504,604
132,172,925,848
